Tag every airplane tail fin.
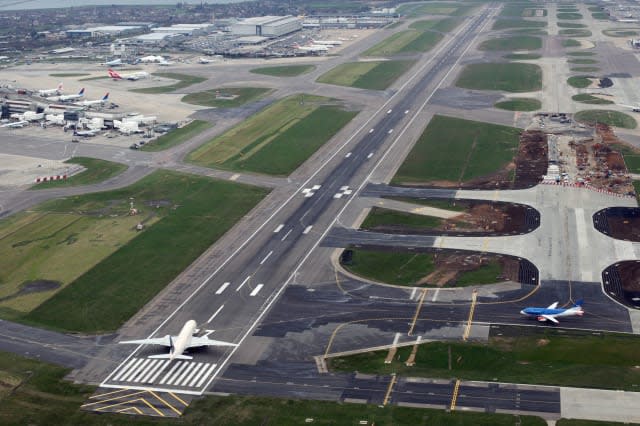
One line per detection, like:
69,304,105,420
57,82,63,91
108,69,121,79
574,299,584,307
78,88,85,96
102,92,109,100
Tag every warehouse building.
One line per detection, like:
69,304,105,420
231,16,301,37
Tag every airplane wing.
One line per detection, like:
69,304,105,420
187,336,238,348
546,302,559,309
119,335,172,347
541,315,559,324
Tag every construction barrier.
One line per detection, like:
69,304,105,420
35,175,67,183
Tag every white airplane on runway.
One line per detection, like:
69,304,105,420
119,320,237,360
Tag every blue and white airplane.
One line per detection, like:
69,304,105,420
520,300,584,324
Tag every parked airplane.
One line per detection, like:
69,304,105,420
11,111,44,121
51,88,85,102
520,300,584,324
38,82,63,97
138,55,165,63
119,320,237,360
1,120,28,128
108,68,149,81
103,58,123,67
311,38,343,46
74,129,98,137
198,57,213,64
292,42,328,53
75,92,109,107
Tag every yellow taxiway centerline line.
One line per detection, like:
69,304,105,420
81,390,148,408
450,379,461,411
408,289,428,336
463,290,478,341
383,374,397,406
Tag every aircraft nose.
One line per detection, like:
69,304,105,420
520,310,526,315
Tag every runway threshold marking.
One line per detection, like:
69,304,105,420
462,290,478,341
450,379,461,411
408,289,427,336
383,374,397,406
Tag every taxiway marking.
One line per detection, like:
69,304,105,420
236,276,251,291
303,226,313,234
281,229,292,241
250,284,264,297
273,224,284,233
259,251,273,265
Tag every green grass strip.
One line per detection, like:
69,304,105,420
250,65,315,77
574,110,637,129
141,120,212,152
456,62,542,92
479,35,542,51
495,98,541,111
130,72,206,94
567,76,593,88
30,157,127,189
181,87,272,108
571,94,613,105
25,171,268,332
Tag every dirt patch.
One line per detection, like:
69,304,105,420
0,279,61,302
417,253,520,287
368,201,537,235
536,338,550,346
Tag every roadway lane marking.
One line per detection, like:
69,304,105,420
259,250,273,265
215,282,229,295
236,276,251,291
195,364,218,388
281,229,292,241
345,152,352,158
367,152,373,159
450,379,461,411
408,289,427,336
207,305,224,323
250,284,264,297
431,288,440,302
462,290,478,341
273,224,284,233
303,226,313,234
159,362,183,385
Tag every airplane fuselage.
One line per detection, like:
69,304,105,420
171,319,197,360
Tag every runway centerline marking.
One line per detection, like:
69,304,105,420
236,276,251,291
281,229,292,241
250,284,264,297
259,250,273,265
273,224,284,233
215,282,229,295
207,305,224,323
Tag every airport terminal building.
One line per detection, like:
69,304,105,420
231,15,301,37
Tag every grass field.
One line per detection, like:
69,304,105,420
560,29,592,37
557,12,583,19
409,17,461,32
603,28,640,37
329,325,640,391
30,157,127,189
479,35,542,51
363,30,442,56
23,171,268,332
317,60,415,90
0,349,549,426
399,3,472,18
456,62,542,92
574,110,637,129
571,66,600,72
494,98,541,111
610,143,640,173
503,53,541,60
187,94,357,176
499,4,543,17
557,22,587,28
571,94,614,105
181,87,272,108
141,120,212,152
567,51,595,56
562,39,582,47
392,115,521,185
250,65,315,77
567,76,593,88
130,73,207,94
492,19,546,30
592,12,610,20
568,58,598,64
361,207,444,230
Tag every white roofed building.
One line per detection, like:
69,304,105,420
231,15,301,38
